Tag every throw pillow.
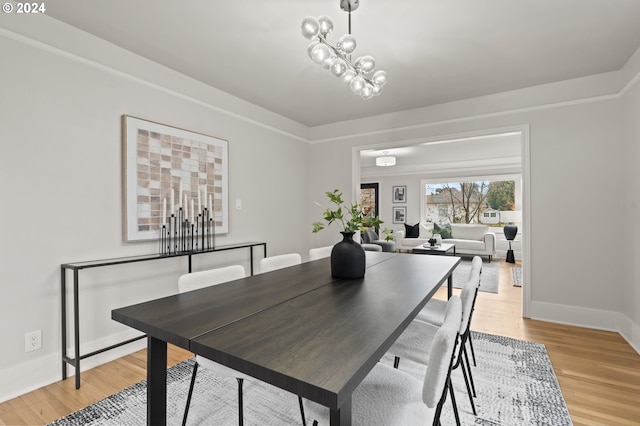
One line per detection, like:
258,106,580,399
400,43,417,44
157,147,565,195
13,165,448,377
404,223,420,238
433,223,452,239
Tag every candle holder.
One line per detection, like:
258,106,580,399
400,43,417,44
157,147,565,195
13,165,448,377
160,206,216,256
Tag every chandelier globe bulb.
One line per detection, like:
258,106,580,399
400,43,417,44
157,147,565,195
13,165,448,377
317,15,334,36
322,54,336,70
307,41,320,59
359,55,376,74
330,58,348,77
301,17,320,39
350,75,366,95
311,44,332,65
341,69,356,84
361,83,374,99
372,70,388,86
336,34,357,54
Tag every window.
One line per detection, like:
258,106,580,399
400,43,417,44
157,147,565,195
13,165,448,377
425,180,515,224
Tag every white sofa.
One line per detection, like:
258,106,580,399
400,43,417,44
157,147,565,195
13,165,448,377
393,223,433,251
394,223,496,261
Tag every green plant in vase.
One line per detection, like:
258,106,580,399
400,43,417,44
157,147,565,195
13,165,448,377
312,189,383,279
312,189,383,234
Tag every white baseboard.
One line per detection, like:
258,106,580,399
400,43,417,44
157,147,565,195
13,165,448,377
0,352,61,404
0,330,147,403
618,314,640,355
529,300,640,355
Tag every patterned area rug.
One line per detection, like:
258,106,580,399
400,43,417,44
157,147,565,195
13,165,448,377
512,266,523,286
48,332,571,425
452,258,499,293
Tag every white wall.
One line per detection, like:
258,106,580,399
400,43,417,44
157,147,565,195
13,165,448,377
309,72,635,347
620,48,640,353
0,18,310,401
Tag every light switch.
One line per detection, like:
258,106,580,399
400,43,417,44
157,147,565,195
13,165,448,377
235,199,242,210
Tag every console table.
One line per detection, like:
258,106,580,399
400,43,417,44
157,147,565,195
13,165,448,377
60,242,266,389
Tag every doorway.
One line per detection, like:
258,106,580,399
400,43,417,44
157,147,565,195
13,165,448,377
360,182,379,231
352,126,530,318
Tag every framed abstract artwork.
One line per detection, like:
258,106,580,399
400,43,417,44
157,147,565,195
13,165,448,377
393,206,406,224
122,115,229,242
392,185,406,203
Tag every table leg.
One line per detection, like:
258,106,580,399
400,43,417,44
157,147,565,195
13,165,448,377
448,274,453,299
147,337,167,426
330,396,352,426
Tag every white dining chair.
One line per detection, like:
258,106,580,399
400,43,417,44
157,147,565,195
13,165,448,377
309,246,333,261
178,265,307,426
418,256,483,326
304,296,462,426
417,255,483,369
259,253,302,273
390,272,481,418
178,265,248,426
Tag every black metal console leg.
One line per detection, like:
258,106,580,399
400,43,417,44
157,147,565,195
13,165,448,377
61,267,67,381
73,269,80,389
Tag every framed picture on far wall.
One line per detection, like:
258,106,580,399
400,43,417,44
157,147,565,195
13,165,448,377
393,206,406,223
393,185,406,203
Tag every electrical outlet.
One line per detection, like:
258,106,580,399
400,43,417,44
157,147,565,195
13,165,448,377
25,330,42,352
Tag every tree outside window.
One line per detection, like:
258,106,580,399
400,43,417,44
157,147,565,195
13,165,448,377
425,180,515,224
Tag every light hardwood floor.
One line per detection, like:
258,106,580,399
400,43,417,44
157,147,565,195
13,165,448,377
1,260,639,425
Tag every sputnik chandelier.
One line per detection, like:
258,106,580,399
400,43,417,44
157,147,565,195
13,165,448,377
301,0,387,99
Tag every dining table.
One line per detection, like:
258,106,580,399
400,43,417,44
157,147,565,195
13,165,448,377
112,251,460,426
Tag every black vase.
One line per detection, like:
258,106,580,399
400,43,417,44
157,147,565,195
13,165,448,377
331,232,366,279
504,224,518,241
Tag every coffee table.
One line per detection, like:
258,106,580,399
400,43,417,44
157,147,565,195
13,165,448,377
412,242,456,256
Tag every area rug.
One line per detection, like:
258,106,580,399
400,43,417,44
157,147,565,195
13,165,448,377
512,266,523,286
451,258,499,293
48,332,571,426
388,332,573,426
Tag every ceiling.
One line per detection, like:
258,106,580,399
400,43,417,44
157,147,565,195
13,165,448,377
360,131,522,178
45,0,640,127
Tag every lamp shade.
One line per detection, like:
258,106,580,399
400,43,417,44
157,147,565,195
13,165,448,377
376,156,396,167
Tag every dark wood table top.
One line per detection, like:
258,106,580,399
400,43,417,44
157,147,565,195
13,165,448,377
112,251,460,422
111,252,396,348
189,254,460,410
